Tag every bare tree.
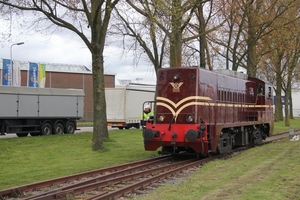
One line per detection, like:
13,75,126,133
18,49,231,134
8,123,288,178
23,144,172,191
207,0,295,75
258,0,300,124
0,0,120,151
115,0,229,72
123,0,204,68
112,1,168,74
184,0,226,69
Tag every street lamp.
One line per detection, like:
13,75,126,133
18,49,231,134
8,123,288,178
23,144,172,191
10,42,25,86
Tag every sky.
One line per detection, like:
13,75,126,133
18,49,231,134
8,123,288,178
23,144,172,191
0,19,157,85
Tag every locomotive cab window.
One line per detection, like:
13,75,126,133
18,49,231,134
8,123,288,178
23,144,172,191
249,87,254,96
257,84,263,96
268,87,272,99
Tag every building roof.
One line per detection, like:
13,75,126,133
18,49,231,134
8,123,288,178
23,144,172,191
0,59,115,76
18,61,92,73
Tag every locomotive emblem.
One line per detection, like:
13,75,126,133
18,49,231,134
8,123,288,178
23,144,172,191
170,82,183,92
156,96,212,120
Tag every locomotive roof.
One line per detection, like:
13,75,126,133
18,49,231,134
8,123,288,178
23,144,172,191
159,67,272,84
214,69,248,80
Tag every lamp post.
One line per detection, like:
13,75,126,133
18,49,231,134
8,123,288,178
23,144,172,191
10,42,25,86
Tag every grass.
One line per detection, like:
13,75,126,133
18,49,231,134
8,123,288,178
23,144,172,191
0,129,157,190
273,118,300,134
77,121,93,127
0,118,300,200
139,138,300,200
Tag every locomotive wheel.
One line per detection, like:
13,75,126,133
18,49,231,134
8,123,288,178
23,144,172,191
217,132,233,154
65,121,75,134
41,123,53,135
54,123,64,134
248,126,264,145
16,133,28,137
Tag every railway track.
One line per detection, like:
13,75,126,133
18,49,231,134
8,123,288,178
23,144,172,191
0,132,293,200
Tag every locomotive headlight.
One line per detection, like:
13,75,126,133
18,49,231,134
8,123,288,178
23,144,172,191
186,115,194,122
158,114,165,122
173,74,179,81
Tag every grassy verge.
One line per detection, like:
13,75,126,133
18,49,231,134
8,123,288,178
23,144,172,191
0,129,157,190
273,118,300,134
77,121,93,127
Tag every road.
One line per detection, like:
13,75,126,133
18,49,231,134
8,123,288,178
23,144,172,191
0,126,114,139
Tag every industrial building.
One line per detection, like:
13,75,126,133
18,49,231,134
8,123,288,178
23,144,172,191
0,60,115,121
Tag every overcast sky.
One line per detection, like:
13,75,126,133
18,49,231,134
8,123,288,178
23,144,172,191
0,18,157,85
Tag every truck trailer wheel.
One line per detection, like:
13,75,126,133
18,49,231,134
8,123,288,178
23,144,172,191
65,121,75,134
16,133,28,137
30,133,40,136
134,124,140,129
54,123,64,134
41,123,53,135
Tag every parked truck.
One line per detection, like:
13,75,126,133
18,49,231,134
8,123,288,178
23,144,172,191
106,83,155,129
0,86,84,137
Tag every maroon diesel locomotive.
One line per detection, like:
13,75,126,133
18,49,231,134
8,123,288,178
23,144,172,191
143,67,274,155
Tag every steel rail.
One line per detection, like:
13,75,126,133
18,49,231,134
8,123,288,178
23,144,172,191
0,155,171,199
25,159,195,200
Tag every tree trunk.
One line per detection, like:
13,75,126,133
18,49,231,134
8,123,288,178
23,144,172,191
246,1,260,77
289,87,294,119
170,0,182,67
284,90,290,127
91,49,109,151
198,5,206,69
90,0,112,151
274,75,282,122
246,19,257,76
286,66,293,122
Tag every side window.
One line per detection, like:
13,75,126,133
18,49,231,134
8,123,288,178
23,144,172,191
268,87,272,99
234,92,237,103
257,84,263,96
249,87,254,96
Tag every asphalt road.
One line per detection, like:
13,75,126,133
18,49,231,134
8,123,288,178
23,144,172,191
0,126,113,139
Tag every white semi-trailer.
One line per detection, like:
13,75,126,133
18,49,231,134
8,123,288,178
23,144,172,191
292,91,300,117
0,86,84,137
106,83,155,129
